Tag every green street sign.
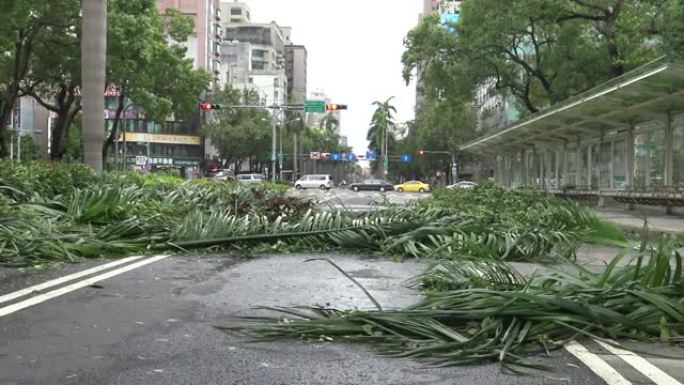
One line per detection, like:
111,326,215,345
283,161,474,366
304,100,325,113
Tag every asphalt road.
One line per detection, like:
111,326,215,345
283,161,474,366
286,186,431,211
0,188,682,385
2,254,605,385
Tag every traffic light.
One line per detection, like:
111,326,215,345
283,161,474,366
325,103,348,111
419,150,425,156
199,102,223,110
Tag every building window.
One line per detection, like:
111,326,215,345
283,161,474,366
231,7,241,15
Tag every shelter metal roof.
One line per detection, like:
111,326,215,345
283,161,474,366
460,57,684,154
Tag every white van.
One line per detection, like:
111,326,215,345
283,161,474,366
294,174,334,190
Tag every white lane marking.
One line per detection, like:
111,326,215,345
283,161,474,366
0,255,170,318
594,339,683,385
564,341,633,385
0,255,145,305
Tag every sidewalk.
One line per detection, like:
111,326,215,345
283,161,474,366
593,208,684,235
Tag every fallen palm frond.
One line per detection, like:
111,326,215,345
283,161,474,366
223,245,684,370
0,164,630,269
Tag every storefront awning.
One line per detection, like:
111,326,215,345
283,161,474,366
460,57,684,154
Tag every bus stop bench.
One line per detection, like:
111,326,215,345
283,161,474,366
615,187,684,206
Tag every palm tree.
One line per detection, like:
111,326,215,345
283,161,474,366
319,112,340,134
367,97,396,177
82,0,107,171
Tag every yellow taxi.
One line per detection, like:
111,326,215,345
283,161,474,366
394,180,431,193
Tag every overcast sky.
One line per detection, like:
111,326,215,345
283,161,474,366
245,0,422,155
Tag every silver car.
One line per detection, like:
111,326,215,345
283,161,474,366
236,173,265,184
294,174,334,190
446,181,478,189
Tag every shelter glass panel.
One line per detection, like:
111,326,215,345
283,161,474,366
545,150,556,188
613,140,626,189
599,142,611,189
673,119,684,186
566,147,577,187
650,129,665,187
635,128,665,187
504,156,512,187
526,151,535,186
578,145,588,186
514,153,523,186
634,133,648,186
591,144,600,189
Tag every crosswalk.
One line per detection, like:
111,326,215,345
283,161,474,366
566,339,684,385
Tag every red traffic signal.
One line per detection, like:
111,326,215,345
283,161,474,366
199,102,223,110
326,103,348,111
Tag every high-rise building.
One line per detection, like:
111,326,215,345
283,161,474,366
221,1,250,24
157,0,222,88
285,44,307,104
218,1,308,108
220,20,288,106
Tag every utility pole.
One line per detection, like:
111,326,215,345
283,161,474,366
271,108,277,182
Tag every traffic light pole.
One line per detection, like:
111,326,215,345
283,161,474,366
201,104,303,182
200,102,347,182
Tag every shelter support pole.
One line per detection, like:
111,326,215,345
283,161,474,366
665,112,674,187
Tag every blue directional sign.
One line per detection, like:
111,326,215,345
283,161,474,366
330,152,342,161
400,154,413,163
346,153,356,161
366,151,377,160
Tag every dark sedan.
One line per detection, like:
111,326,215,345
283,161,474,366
350,179,394,192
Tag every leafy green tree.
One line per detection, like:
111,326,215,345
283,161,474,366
20,0,81,160
102,1,211,160
203,86,271,170
403,0,672,118
554,0,670,78
662,0,684,57
319,112,340,134
0,1,76,157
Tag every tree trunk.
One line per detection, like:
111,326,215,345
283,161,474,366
0,30,35,158
49,108,77,160
82,0,107,171
0,100,16,158
604,21,624,77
